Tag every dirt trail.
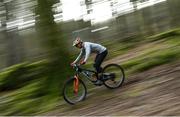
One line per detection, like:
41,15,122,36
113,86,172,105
44,61,180,116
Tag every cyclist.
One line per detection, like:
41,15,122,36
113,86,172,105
71,37,108,85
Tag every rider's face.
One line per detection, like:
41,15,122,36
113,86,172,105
76,43,82,49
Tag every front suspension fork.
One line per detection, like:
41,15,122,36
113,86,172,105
73,75,79,95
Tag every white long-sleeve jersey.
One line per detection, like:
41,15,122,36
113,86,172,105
74,42,106,63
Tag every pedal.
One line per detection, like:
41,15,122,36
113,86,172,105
94,80,103,86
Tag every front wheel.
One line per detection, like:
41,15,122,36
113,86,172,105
102,64,125,89
62,77,87,105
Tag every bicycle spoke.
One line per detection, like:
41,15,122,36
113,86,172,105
103,64,125,89
63,78,87,104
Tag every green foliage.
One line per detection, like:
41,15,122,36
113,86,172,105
0,61,47,92
0,61,64,115
1,81,59,115
102,35,144,60
147,28,180,42
134,49,179,72
1,0,74,114
122,38,180,74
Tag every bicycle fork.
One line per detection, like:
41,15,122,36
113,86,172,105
73,75,79,95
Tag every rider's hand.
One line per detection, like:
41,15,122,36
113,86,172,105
80,61,86,65
70,62,75,67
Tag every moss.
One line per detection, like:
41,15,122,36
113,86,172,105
147,28,180,42
125,49,180,73
0,61,47,92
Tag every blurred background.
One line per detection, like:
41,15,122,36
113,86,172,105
0,0,180,115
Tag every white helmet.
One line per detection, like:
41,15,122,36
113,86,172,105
73,37,82,46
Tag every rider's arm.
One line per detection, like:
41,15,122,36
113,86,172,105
84,44,91,62
73,49,84,63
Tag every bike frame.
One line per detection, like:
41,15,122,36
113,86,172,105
74,65,99,82
73,65,98,94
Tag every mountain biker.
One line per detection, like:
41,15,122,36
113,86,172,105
71,37,108,85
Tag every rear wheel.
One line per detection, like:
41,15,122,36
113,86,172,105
63,77,87,105
102,64,125,89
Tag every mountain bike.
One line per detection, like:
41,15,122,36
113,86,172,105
62,63,125,105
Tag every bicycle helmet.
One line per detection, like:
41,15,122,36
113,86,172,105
73,37,82,46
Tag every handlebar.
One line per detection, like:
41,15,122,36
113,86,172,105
71,63,79,68
71,64,81,72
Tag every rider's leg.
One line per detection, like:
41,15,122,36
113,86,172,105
94,50,108,77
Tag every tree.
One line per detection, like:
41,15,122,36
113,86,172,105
1,0,24,67
35,0,72,96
